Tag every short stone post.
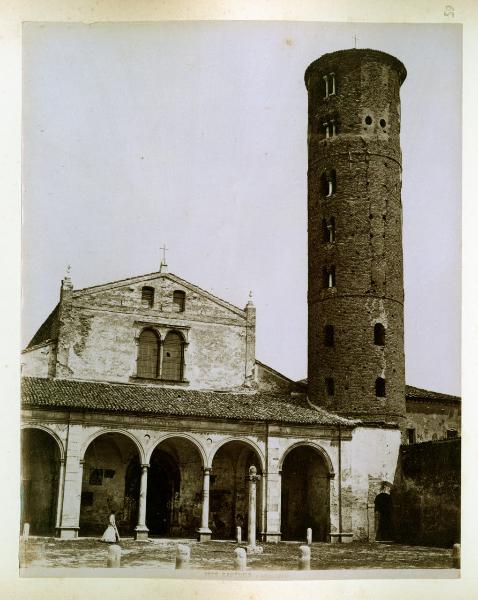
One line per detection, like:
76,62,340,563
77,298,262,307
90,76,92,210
298,545,311,570
22,523,30,539
236,526,242,544
107,544,122,568
175,544,191,570
306,528,312,545
452,543,460,569
234,547,247,571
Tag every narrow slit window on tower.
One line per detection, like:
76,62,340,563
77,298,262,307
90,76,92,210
374,323,386,346
141,286,154,308
325,377,335,396
173,290,186,312
407,428,416,444
375,377,386,398
324,324,334,347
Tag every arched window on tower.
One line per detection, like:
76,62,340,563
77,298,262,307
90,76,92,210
322,217,336,243
325,377,335,396
321,169,337,197
162,331,184,382
375,377,386,398
137,329,160,378
374,323,386,346
141,286,155,308
322,265,336,289
322,72,336,98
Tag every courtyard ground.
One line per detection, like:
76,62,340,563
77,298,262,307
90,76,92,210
19,537,456,576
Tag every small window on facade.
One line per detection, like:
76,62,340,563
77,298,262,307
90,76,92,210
173,290,186,312
374,323,386,346
407,428,416,444
322,217,336,243
322,73,336,98
324,324,334,347
447,429,458,439
137,328,160,378
375,377,386,397
141,286,154,308
325,377,335,396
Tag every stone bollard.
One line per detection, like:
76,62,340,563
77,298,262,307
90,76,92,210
298,545,311,570
452,543,460,569
234,547,247,571
107,544,122,568
236,526,242,544
175,544,191,570
22,523,30,539
306,528,312,545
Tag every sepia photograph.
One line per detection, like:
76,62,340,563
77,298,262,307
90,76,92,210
19,20,461,578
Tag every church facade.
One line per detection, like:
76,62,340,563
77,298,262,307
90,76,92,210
20,49,459,544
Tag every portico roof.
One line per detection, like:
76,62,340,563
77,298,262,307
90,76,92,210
21,376,354,427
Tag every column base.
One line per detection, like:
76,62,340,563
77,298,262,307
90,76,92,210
134,526,149,540
264,532,281,543
197,527,212,542
329,532,353,543
59,527,80,540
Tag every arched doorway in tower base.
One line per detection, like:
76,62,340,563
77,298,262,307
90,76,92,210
21,428,60,535
146,437,203,537
79,432,141,537
281,445,330,541
210,441,262,540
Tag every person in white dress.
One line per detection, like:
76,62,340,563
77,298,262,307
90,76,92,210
101,510,120,543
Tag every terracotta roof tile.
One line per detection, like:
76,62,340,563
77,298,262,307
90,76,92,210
21,377,353,426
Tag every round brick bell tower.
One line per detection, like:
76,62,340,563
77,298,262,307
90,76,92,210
305,49,407,421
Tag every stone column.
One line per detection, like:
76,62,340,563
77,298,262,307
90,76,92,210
260,471,267,541
135,463,149,540
55,458,66,533
197,467,212,541
59,456,83,539
247,465,261,548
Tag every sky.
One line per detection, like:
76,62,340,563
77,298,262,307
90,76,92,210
22,21,461,395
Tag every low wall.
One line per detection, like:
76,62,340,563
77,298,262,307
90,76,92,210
391,438,460,547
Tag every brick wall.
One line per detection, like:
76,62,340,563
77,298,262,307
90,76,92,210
391,439,461,547
306,49,406,421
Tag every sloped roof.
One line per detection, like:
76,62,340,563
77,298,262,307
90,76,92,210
296,379,461,404
73,271,245,317
21,377,353,426
405,385,461,403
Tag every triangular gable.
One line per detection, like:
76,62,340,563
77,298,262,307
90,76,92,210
73,271,245,318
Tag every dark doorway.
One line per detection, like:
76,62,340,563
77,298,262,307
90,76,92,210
281,445,330,541
21,428,60,535
124,456,141,534
146,449,180,536
374,493,393,541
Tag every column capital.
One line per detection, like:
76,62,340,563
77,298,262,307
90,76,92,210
203,467,212,475
141,463,150,469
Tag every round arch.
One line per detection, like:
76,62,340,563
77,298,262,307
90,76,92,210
21,424,65,461
80,428,145,463
209,437,265,471
278,441,335,476
146,432,206,467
